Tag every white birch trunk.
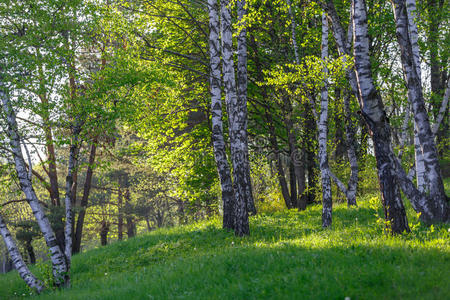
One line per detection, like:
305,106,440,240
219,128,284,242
0,213,44,293
343,92,358,206
287,0,300,64
322,1,359,206
63,122,81,274
319,13,332,228
237,0,256,216
221,0,249,236
392,0,448,221
208,0,235,230
432,80,449,135
323,0,362,106
414,125,426,192
0,80,69,285
405,0,426,191
353,0,410,233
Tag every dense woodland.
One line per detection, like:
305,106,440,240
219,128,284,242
0,0,448,294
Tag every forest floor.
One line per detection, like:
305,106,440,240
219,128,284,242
0,194,449,300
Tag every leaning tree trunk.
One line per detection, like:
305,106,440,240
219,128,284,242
427,0,447,151
237,0,256,216
319,1,360,206
391,0,448,222
0,82,69,285
208,0,235,230
221,0,249,236
320,13,333,228
353,0,410,233
324,0,362,106
0,213,44,293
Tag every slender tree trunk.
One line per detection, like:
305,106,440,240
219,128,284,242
304,103,318,205
343,92,358,206
63,122,81,275
0,213,44,293
72,141,97,254
267,113,291,208
237,0,256,216
432,80,449,135
414,126,426,191
353,0,410,233
324,1,362,106
249,32,292,210
404,0,426,192
25,241,36,265
99,221,109,246
221,0,249,236
320,13,332,228
289,161,297,208
427,0,447,154
0,82,69,285
41,102,60,207
145,217,152,231
283,96,299,209
37,51,60,208
286,0,308,210
208,0,235,230
118,187,123,241
322,0,359,206
286,0,300,64
391,0,448,221
125,188,135,238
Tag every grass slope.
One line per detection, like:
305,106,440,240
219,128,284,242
0,198,449,299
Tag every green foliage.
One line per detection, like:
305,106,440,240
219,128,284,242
1,196,449,299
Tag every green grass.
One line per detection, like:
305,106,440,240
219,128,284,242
1,197,449,300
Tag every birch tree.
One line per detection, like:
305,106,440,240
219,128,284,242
391,0,449,222
237,0,257,216
221,0,250,235
319,13,332,228
352,0,410,233
208,0,236,230
0,213,44,293
321,1,359,206
0,78,69,285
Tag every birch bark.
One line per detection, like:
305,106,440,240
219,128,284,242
63,122,81,273
391,0,448,221
0,213,44,293
403,0,426,192
0,78,69,285
221,0,249,236
352,0,409,233
319,13,332,228
237,0,256,216
321,1,359,206
343,92,358,206
208,0,235,230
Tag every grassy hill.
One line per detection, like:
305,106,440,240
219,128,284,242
0,196,449,300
